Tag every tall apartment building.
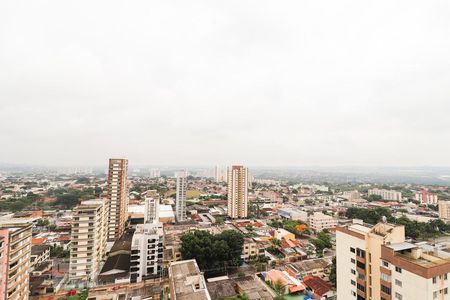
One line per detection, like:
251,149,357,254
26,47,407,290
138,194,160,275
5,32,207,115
0,218,33,300
415,190,438,205
107,158,129,241
439,200,450,221
214,165,227,183
368,188,402,201
130,196,164,283
69,199,108,285
227,165,248,219
149,168,161,178
337,221,450,300
175,171,187,222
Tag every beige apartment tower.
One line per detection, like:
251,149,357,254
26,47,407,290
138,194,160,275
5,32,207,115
227,165,248,219
0,219,33,300
69,199,108,285
107,158,128,241
337,221,450,300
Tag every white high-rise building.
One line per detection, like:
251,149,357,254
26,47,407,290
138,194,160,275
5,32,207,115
69,199,108,285
214,165,227,183
175,171,187,222
144,197,160,224
149,168,161,178
130,197,164,283
130,222,164,282
227,165,248,219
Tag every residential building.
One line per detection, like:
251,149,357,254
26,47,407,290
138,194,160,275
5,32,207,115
309,212,338,232
337,220,450,300
168,259,211,300
0,218,33,300
368,188,402,201
30,245,51,271
214,165,227,183
415,190,438,205
175,171,187,222
278,208,308,222
107,158,129,241
69,199,108,285
227,165,249,219
130,222,164,283
149,168,161,178
144,197,159,224
343,190,361,201
285,258,332,279
439,200,450,221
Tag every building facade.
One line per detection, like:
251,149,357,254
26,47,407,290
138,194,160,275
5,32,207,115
144,197,160,224
175,171,187,222
415,190,438,205
0,219,33,300
337,221,450,300
130,222,164,282
308,212,338,232
107,158,129,241
227,165,248,219
439,200,450,221
69,199,108,285
368,189,402,201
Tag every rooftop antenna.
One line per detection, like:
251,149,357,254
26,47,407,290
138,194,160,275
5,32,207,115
382,216,387,223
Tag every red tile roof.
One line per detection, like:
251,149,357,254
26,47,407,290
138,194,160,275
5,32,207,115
302,275,332,297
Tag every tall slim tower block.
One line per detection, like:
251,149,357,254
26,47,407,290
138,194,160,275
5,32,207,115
175,171,187,222
144,197,160,224
107,158,129,241
227,165,248,219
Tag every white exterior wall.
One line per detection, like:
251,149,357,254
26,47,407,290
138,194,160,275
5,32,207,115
336,230,366,300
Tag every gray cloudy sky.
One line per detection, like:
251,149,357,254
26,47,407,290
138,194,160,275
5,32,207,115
1,1,450,167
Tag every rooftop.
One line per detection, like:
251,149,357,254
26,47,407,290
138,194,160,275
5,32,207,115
169,259,211,300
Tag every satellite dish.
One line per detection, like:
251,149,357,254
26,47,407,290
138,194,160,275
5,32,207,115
382,216,387,223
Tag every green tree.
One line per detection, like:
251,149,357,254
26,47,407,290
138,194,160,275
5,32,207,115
180,230,244,270
329,256,336,285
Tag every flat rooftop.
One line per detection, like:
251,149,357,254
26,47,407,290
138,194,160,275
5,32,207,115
169,260,211,300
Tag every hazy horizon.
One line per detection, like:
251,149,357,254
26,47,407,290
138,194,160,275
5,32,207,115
1,1,450,167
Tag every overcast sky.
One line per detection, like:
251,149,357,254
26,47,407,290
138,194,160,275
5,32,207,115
1,1,450,167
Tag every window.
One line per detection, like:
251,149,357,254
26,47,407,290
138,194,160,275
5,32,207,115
356,248,366,258
382,261,389,268
357,283,366,292
433,277,437,284
351,280,356,286
395,279,402,287
351,269,356,275
395,292,403,300
444,288,448,294
381,285,391,295
395,266,402,273
350,247,356,253
357,261,366,270
381,273,391,282
351,291,356,296
351,258,356,263
445,274,448,280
